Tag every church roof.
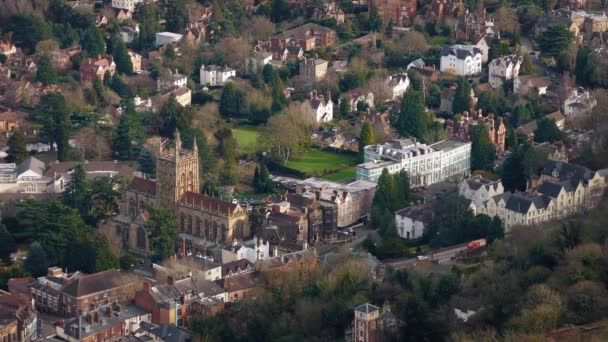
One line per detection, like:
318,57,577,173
179,191,239,215
129,177,156,196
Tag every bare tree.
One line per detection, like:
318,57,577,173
495,7,519,35
73,127,111,161
367,75,392,107
216,36,253,73
392,31,428,55
243,16,276,43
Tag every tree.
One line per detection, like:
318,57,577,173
33,93,72,161
24,241,50,277
81,25,105,56
89,177,122,221
136,3,161,49
499,142,540,191
539,24,572,57
534,117,563,143
111,34,133,75
6,131,27,163
271,74,286,113
62,164,89,216
369,4,382,32
36,55,58,85
521,53,533,75
470,124,496,171
358,120,374,163
164,0,188,33
506,126,518,150
219,83,243,117
6,14,51,52
216,36,253,72
452,78,471,114
137,148,156,176
371,170,411,237
0,225,16,261
113,114,133,160
220,150,239,186
397,89,428,142
160,95,190,137
262,64,275,84
270,0,289,22
259,164,273,192
575,46,594,87
145,206,178,261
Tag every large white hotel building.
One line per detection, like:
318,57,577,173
356,138,472,186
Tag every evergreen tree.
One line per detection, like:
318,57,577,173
271,74,286,113
24,242,50,277
62,164,89,216
398,89,428,142
0,225,16,261
145,206,178,261
136,3,161,49
220,150,239,186
499,142,540,191
93,234,119,271
371,170,411,237
385,19,394,38
262,64,275,83
470,124,496,171
33,93,71,161
539,24,572,57
111,34,133,75
534,117,563,143
113,114,132,160
506,126,518,150
253,166,261,192
575,46,594,87
164,0,188,33
6,131,27,163
109,74,132,99
219,83,242,117
270,0,289,22
452,78,471,114
339,95,351,116
369,5,382,32
137,148,156,176
160,95,190,137
521,53,533,75
260,164,273,192
358,120,374,163
81,25,105,56
36,55,58,85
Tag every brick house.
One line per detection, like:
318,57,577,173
270,23,336,52
79,57,116,83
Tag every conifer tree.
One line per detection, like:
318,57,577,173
358,120,374,163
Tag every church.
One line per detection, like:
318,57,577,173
100,131,250,256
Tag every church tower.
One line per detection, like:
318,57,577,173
156,130,200,210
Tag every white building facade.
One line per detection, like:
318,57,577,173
199,65,236,86
440,45,483,76
111,0,144,13
387,73,410,99
301,92,333,123
356,138,471,186
394,205,431,239
488,54,523,89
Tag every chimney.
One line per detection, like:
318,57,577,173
106,306,113,318
94,311,100,324
167,275,175,285
86,313,93,323
143,281,151,292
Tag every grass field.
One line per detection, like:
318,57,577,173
322,166,357,181
286,150,357,178
430,36,449,46
233,125,262,154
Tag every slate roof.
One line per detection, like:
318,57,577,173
273,23,334,40
138,322,191,342
542,160,595,183
179,191,239,215
221,259,254,278
62,269,136,298
503,193,552,214
394,205,432,224
465,177,501,192
44,161,134,179
219,272,257,292
537,180,577,198
15,157,45,176
441,45,481,59
355,303,379,314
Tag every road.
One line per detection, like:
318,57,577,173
385,243,470,270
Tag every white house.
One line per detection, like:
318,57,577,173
0,41,17,56
395,205,432,239
563,88,597,118
348,88,374,111
157,71,187,92
221,237,270,264
356,138,472,186
120,26,139,44
0,157,49,193
301,91,334,123
513,75,551,96
111,0,146,13
155,32,183,47
245,51,273,74
458,176,505,205
488,54,523,89
440,44,483,76
199,65,236,86
474,36,490,63
387,73,410,99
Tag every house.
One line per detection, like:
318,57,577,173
440,44,483,76
44,160,135,192
129,51,142,73
563,87,596,117
407,58,425,70
116,9,133,22
222,238,270,264
513,75,551,96
55,303,150,342
515,111,566,141
488,54,523,88
183,23,206,45
30,267,140,317
347,303,401,342
369,0,417,26
0,157,49,194
48,49,72,70
301,91,334,123
386,73,410,99
162,86,191,107
584,13,608,33
300,57,328,82
155,32,183,47
474,35,491,63
394,204,432,239
120,26,140,44
469,192,556,231
157,70,187,92
348,88,375,111
270,23,336,52
0,291,38,342
95,14,108,26
245,51,273,74
533,141,569,162
219,272,258,302
446,109,507,153
111,0,144,13
356,138,472,185
79,57,116,83
221,259,255,278
133,322,192,342
0,110,26,132
199,65,236,86
0,41,17,56
458,176,504,205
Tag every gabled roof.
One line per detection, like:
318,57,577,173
129,177,156,196
394,205,432,224
441,44,481,59
219,272,257,292
16,157,44,176
355,303,379,314
62,269,136,298
542,160,595,183
44,161,134,179
221,259,254,278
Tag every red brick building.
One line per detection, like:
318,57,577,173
270,23,336,52
370,0,417,26
79,57,116,83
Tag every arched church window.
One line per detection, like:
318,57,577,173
180,214,186,232
129,199,136,218
188,171,194,192
188,215,193,234
137,227,146,250
196,217,201,236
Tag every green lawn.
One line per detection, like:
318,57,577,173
322,166,357,181
430,36,449,46
233,126,262,154
286,150,357,177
